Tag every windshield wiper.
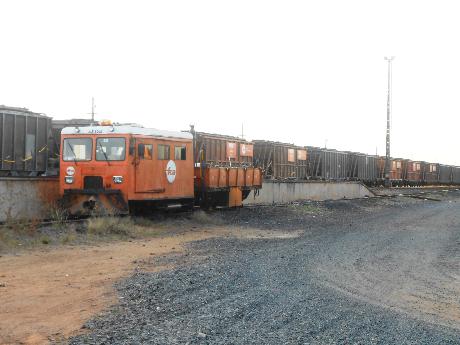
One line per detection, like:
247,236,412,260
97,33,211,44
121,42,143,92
65,141,78,165
98,141,111,166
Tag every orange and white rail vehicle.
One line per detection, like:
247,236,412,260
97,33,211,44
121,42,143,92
59,123,262,215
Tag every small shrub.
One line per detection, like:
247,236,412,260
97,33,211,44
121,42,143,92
40,235,51,245
48,203,68,225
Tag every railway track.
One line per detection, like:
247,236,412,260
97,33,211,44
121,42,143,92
2,187,456,229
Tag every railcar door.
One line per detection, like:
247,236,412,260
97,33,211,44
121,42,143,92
135,139,164,193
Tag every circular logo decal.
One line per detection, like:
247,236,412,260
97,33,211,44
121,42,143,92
66,166,75,176
165,160,176,184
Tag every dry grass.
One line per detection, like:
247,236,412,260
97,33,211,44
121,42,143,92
60,232,77,244
87,216,165,239
87,217,131,237
1,215,169,253
47,203,68,225
0,228,20,252
2,217,40,235
0,217,42,251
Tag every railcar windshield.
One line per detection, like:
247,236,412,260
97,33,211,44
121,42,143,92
63,138,92,161
96,137,126,161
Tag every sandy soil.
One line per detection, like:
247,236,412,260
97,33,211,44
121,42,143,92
0,228,219,345
0,226,299,345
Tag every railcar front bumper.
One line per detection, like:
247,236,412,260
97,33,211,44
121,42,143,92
62,189,129,216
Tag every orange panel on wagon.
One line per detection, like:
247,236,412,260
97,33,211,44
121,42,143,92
245,168,254,186
218,168,228,188
228,168,238,186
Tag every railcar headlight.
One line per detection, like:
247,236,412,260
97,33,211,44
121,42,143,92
65,176,74,184
113,176,124,184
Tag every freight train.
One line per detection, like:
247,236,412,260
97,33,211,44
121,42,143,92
2,105,460,216
59,122,460,216
253,140,460,186
59,123,262,215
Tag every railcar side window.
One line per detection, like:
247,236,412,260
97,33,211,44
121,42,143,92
96,138,126,161
174,146,186,160
138,144,153,159
158,144,170,160
63,138,92,161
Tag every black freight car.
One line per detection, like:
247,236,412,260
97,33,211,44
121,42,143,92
253,140,308,179
437,164,452,185
306,147,350,181
452,167,460,184
348,152,379,185
0,106,52,176
321,149,349,180
305,146,322,179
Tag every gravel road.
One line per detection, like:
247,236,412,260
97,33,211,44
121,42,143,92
68,190,460,344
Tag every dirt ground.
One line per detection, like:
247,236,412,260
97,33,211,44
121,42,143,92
0,225,296,345
2,189,460,344
65,192,460,345
0,228,216,345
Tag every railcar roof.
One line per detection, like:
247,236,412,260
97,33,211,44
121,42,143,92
0,105,48,118
61,125,193,140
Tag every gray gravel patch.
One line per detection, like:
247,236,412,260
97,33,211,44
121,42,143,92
68,193,460,344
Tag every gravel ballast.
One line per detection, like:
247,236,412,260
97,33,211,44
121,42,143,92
68,191,460,344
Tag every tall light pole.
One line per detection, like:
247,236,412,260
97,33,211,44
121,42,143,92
91,97,95,123
384,56,394,188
